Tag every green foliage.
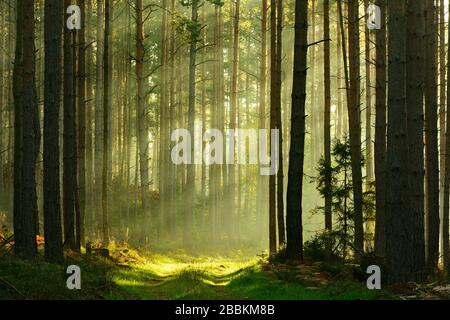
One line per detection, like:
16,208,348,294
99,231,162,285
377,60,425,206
313,137,375,260
267,247,287,264
318,260,346,278
175,0,223,44
304,232,338,261
179,0,224,7
207,0,224,6
172,13,202,43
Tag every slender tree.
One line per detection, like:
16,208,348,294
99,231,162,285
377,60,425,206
229,0,239,241
286,0,308,261
347,0,363,256
309,0,316,168
406,0,426,278
0,2,4,196
257,0,268,247
102,0,111,245
159,0,169,236
63,0,77,250
43,0,63,263
385,0,416,283
136,0,150,242
85,0,94,235
77,0,87,247
275,0,285,248
439,0,446,243
425,0,439,274
444,1,450,276
323,0,332,239
211,4,221,241
364,0,373,181
269,0,277,254
374,0,387,257
95,0,105,237
13,0,39,258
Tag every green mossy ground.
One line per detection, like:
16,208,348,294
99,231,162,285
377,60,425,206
0,244,392,300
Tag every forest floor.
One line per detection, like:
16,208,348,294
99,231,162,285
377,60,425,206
110,249,390,300
0,243,449,300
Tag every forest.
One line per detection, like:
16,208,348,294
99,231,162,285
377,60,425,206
1,0,450,301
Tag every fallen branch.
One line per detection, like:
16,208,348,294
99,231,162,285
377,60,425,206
0,235,14,249
0,277,26,299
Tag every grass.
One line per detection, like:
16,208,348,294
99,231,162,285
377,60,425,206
0,253,129,299
111,251,392,300
110,251,256,299
0,247,392,300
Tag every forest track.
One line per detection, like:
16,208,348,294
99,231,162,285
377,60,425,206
110,253,256,300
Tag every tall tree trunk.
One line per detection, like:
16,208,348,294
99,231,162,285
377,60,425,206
257,0,268,248
183,0,199,246
85,0,94,237
13,0,38,258
309,0,316,170
210,4,225,242
364,0,373,181
136,0,150,242
124,2,133,235
374,0,387,257
168,0,176,237
107,2,113,231
200,4,207,231
77,0,86,248
275,0,285,248
159,0,168,237
211,5,220,241
218,6,226,240
425,0,439,274
102,0,111,245
444,0,450,276
95,0,105,237
6,2,14,219
13,0,25,256
43,0,63,263
439,0,447,271
347,0,364,256
323,0,332,243
269,0,277,254
72,29,79,251
63,0,77,250
34,1,42,237
406,0,426,279
0,1,4,197
385,0,415,283
286,0,308,261
336,9,344,139
229,0,239,242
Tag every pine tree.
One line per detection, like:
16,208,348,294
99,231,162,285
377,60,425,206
43,0,63,263
374,0,387,258
286,0,308,261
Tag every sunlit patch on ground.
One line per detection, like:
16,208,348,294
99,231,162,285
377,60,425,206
0,246,393,300
110,251,260,299
110,251,391,300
